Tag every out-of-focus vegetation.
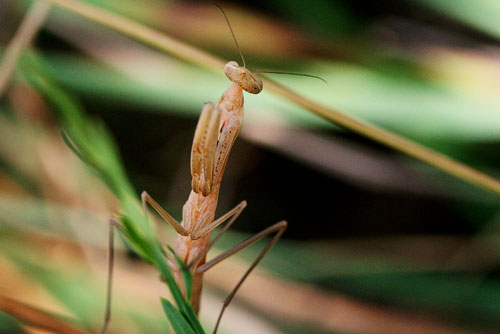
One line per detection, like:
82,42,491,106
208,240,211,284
2,0,500,333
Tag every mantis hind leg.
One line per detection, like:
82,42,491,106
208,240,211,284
196,221,288,334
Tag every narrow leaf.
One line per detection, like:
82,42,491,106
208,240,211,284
166,245,193,303
151,246,204,334
160,298,196,334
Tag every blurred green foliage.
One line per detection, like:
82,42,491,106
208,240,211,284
2,0,500,333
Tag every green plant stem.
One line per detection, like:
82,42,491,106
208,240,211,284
41,0,500,197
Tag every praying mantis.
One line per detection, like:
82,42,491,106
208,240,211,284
141,9,289,332
141,54,288,333
100,5,325,333
102,6,293,334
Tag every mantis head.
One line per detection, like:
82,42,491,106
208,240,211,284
224,61,263,94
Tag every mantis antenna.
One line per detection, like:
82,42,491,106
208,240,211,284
214,4,327,84
254,70,327,83
214,3,246,68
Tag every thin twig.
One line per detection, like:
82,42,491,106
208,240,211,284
0,294,89,334
40,0,500,197
0,1,51,97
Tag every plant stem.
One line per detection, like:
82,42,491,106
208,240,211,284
41,0,500,197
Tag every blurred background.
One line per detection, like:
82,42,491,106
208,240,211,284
2,0,500,333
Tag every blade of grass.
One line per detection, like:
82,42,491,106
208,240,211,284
40,0,500,197
19,53,205,333
150,245,204,333
0,294,90,334
160,298,196,334
0,0,51,97
166,245,194,303
411,0,500,40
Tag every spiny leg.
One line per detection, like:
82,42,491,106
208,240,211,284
212,115,241,185
191,102,221,196
192,200,247,240
141,191,189,236
191,103,214,186
101,219,125,334
196,221,288,334
188,200,247,269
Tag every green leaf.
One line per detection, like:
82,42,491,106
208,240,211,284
160,298,196,334
18,50,204,334
150,245,204,334
0,312,25,334
412,0,500,40
166,245,193,303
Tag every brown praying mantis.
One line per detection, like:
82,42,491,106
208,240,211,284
101,6,324,334
140,39,287,334
140,10,289,332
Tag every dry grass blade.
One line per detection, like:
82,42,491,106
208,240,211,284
264,80,500,196
39,0,500,197
0,294,90,334
0,1,51,97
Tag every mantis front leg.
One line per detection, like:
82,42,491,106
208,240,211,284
191,102,221,196
141,191,189,236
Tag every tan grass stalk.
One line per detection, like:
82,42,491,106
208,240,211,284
0,1,51,97
38,0,500,197
0,294,89,334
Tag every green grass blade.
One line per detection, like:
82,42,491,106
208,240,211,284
160,298,196,334
166,245,193,303
412,0,500,40
17,52,204,333
150,245,204,334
